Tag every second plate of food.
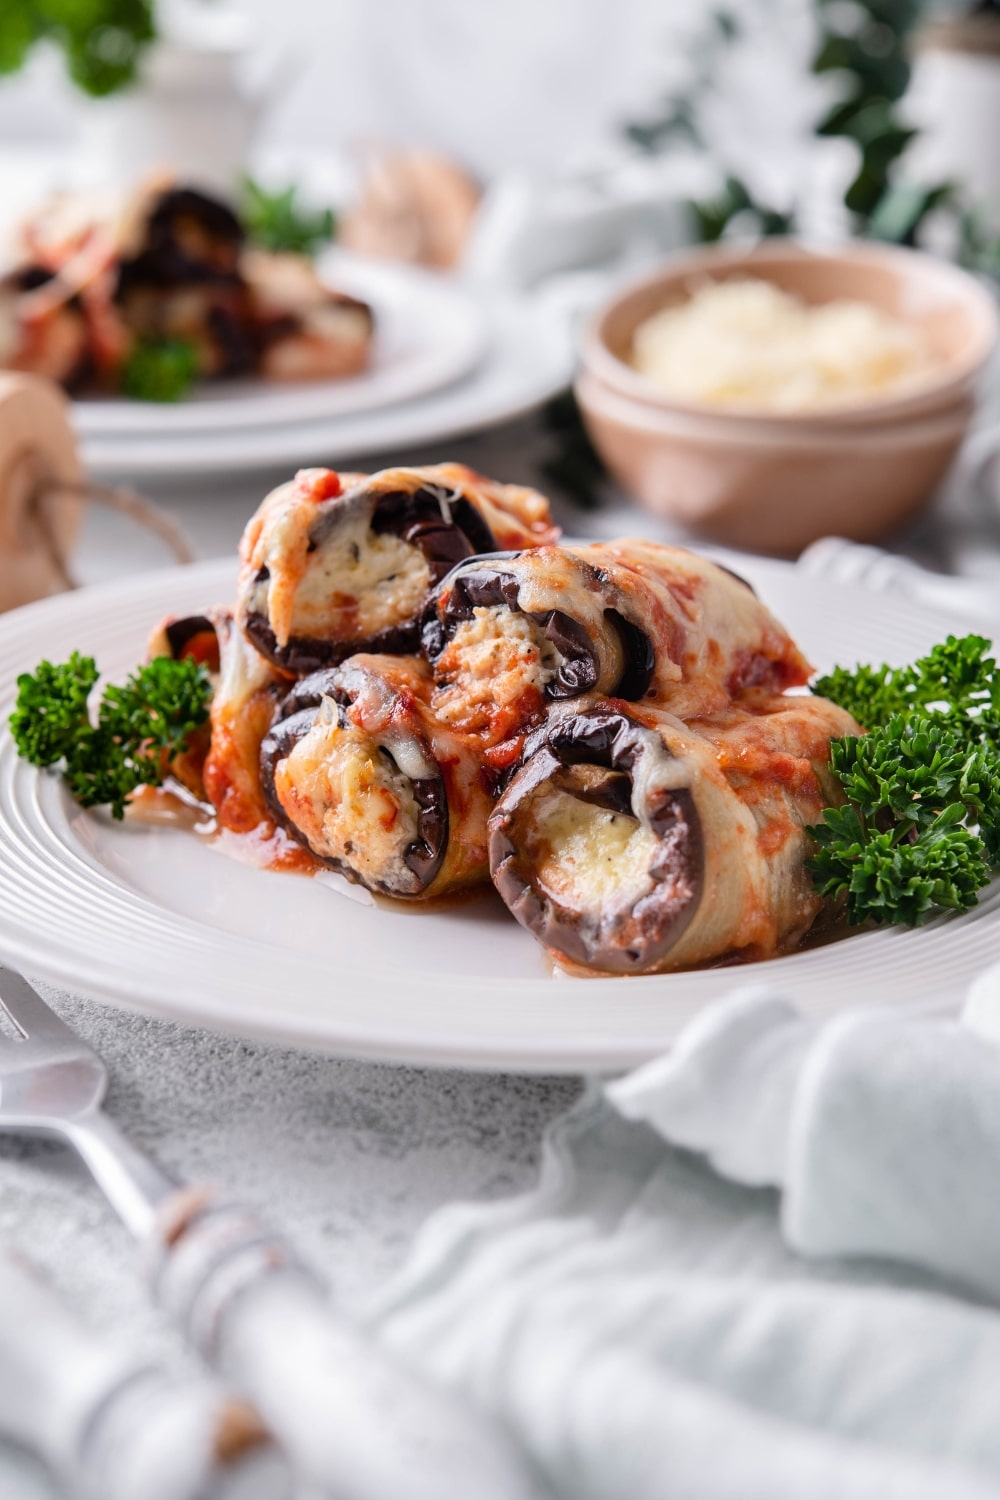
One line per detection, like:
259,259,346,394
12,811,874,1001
0,552,991,1073
72,251,488,439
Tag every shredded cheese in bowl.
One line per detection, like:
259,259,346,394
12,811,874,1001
630,278,940,414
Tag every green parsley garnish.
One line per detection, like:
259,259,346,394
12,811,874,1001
242,177,336,257
10,652,211,819
810,634,1000,926
121,335,200,403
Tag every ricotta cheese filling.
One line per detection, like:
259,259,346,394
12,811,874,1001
433,606,563,732
275,713,423,895
523,786,660,913
289,516,431,640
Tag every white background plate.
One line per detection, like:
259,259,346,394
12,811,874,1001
0,556,992,1073
72,252,488,438
78,292,573,478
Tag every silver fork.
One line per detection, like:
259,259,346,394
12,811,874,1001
0,967,174,1237
0,965,543,1500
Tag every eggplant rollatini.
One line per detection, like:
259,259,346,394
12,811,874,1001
115,184,256,379
488,692,860,975
242,250,374,381
146,610,224,802
260,654,495,898
237,464,559,675
149,609,289,843
422,541,811,761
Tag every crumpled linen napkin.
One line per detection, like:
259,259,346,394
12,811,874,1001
369,988,1000,1500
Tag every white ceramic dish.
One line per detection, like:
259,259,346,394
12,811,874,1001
0,556,992,1074
78,292,573,478
72,253,487,439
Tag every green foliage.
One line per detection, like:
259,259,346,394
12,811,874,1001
540,391,608,511
867,181,956,246
625,9,740,157
623,0,955,250
809,635,1000,926
121,336,200,403
958,200,1000,281
0,0,155,97
0,0,39,76
691,175,794,245
242,178,336,257
811,0,942,238
11,653,212,819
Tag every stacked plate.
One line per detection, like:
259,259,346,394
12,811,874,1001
73,250,576,478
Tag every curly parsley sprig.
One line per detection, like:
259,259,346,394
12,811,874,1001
813,633,999,731
10,653,211,819
809,634,1000,927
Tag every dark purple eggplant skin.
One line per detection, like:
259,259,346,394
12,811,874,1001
243,483,502,676
421,555,655,702
163,614,218,660
368,485,495,576
259,670,449,897
244,611,421,678
488,706,703,974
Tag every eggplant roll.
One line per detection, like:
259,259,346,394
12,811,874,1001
423,540,812,751
201,615,290,840
488,693,860,975
150,608,288,837
260,654,495,899
146,610,225,802
115,184,256,379
237,464,559,675
243,250,374,381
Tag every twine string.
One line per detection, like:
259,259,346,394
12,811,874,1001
33,476,196,591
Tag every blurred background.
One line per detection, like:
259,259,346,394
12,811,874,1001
4,0,999,253
3,0,1000,585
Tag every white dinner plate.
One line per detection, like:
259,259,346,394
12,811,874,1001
72,253,487,438
0,556,993,1073
77,292,575,478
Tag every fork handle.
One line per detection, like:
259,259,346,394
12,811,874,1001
67,1108,177,1240
149,1190,544,1500
0,1251,291,1500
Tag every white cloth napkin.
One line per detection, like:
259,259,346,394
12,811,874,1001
370,986,1000,1499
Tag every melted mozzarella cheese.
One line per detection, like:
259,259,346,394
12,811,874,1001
276,716,421,895
215,619,277,709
